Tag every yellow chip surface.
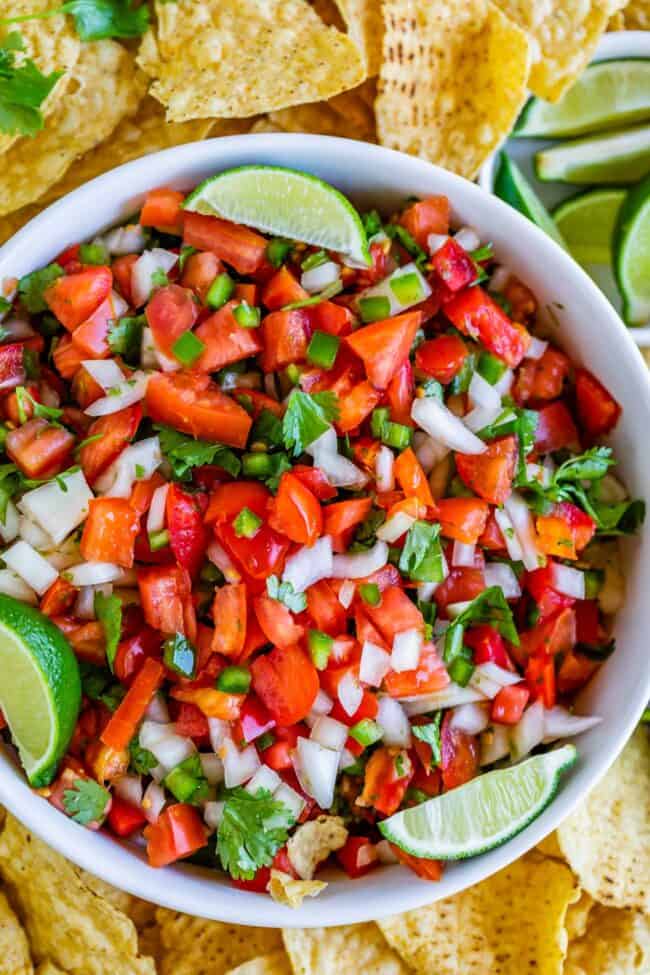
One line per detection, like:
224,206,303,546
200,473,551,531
35,965,65,975
225,952,293,975
565,905,650,975
623,0,650,28
0,40,146,217
335,1,384,74
556,728,650,913
156,909,282,975
0,888,32,975
283,923,411,975
565,892,595,941
0,814,154,975
268,870,327,908
379,854,578,975
138,0,366,121
269,81,377,143
376,0,531,180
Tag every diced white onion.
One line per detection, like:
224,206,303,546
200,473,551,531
412,396,487,455
17,513,51,549
301,260,340,294
113,774,143,807
377,696,411,747
427,233,449,255
65,562,122,587
469,371,501,410
274,782,305,822
494,369,514,397
310,689,334,717
463,403,504,434
338,580,356,608
307,428,368,489
207,541,241,584
376,510,414,543
469,662,520,700
338,747,357,771
19,470,93,546
359,641,392,687
509,699,545,761
203,801,225,831
417,581,439,601
450,702,490,735
131,248,178,307
282,534,334,594
245,763,282,794
145,694,169,724
483,562,521,599
74,583,110,620
208,717,229,752
0,568,36,603
140,326,162,370
222,738,261,788
142,781,166,824
146,484,169,536
2,540,58,595
140,723,195,772
480,724,510,765
95,436,162,498
446,600,474,619
401,684,487,715
200,753,225,786
85,371,149,417
338,670,363,717
413,432,449,475
525,336,548,360
494,508,524,562
543,706,602,742
293,737,339,810
331,540,388,579
375,445,395,493
452,541,476,568
376,839,399,864
104,223,147,256
391,628,423,673
454,227,480,252
504,491,542,572
0,501,19,544
357,261,432,316
310,716,348,752
81,359,125,392
550,563,585,599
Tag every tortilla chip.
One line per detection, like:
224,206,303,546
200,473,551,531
35,965,65,975
376,0,531,180
309,0,346,29
565,906,650,975
225,952,293,975
335,1,384,74
0,2,80,156
0,41,146,218
537,831,565,860
270,83,377,142
268,870,327,908
607,10,626,28
156,908,282,975
379,854,578,975
139,0,365,121
287,815,348,879
0,814,155,975
565,892,595,941
0,888,32,975
556,728,650,913
623,0,650,28
492,1,618,102
283,924,411,975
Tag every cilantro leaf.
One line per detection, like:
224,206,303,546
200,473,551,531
3,0,149,42
17,263,62,312
266,574,307,613
250,408,283,447
282,390,339,456
349,508,386,553
0,32,62,137
0,463,25,522
412,713,442,768
15,386,63,424
399,521,445,583
552,447,614,483
94,591,122,672
217,787,294,880
129,735,158,775
478,403,538,462
77,660,125,711
447,586,519,647
107,314,144,361
155,425,241,481
62,778,111,825
385,223,427,268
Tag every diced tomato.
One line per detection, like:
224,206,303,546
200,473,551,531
440,712,479,791
464,625,511,669
346,310,422,390
390,846,443,881
415,334,468,385
234,695,275,746
166,483,208,577
394,447,436,509
78,403,141,485
444,286,530,368
111,254,138,306
514,346,570,403
537,500,594,560
336,836,379,878
55,243,80,269
262,266,308,310
525,655,556,708
269,471,322,545
180,251,221,303
145,372,252,449
306,579,347,635
359,746,413,816
253,593,304,650
173,702,210,741
291,464,337,501
218,516,289,583
183,211,267,275
80,497,140,568
234,283,259,305
195,300,263,371
71,294,121,359
138,565,196,638
263,724,305,771
102,657,165,752
52,334,84,379
250,643,319,725
431,237,477,291
437,497,489,544
0,343,27,392
455,435,517,505
53,618,106,666
354,604,389,651
400,196,450,248
525,563,575,620
491,684,530,725
556,648,598,695
114,626,162,686
310,300,354,337
386,359,415,426
129,473,165,519
365,586,423,644
108,796,147,837
170,685,243,719
534,401,579,454
434,568,485,614
384,641,450,697
260,308,310,373
323,496,372,540
6,418,75,478
140,188,185,233
71,364,104,409
206,481,270,523
575,368,621,438
329,682,378,725
479,510,506,551
517,607,576,663
211,583,248,657
145,804,207,868
145,284,199,360
40,577,77,618
44,266,112,331
337,380,382,433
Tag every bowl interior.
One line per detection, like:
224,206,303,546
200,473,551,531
1,134,649,928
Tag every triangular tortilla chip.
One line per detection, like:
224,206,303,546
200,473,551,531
0,888,32,975
283,924,411,975
225,952,293,975
565,905,650,975
335,1,384,74
156,908,282,975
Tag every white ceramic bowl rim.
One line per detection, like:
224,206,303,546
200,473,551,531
0,134,649,928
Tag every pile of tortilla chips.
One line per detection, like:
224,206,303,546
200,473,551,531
0,0,645,245
0,727,647,975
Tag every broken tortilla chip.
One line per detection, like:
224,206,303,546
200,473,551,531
269,82,377,143
565,892,595,941
283,923,411,975
623,0,650,28
379,854,578,975
138,0,366,122
225,952,292,975
335,1,384,74
287,815,347,879
35,965,65,975
268,870,327,908
564,906,650,975
556,728,650,913
0,41,146,217
155,909,282,975
376,0,531,180
0,888,32,975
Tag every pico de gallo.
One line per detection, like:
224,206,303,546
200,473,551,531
0,183,642,898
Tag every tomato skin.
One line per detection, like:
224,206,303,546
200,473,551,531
183,212,267,275
337,380,382,434
234,695,276,746
366,586,424,645
323,497,372,539
112,254,138,305
517,607,576,665
525,564,575,621
79,403,142,486
390,846,443,881
269,471,322,546
80,497,140,568
384,642,450,697
145,804,207,868
306,579,346,636
394,447,436,509
400,196,450,248
440,712,479,791
260,308,310,373
210,582,248,658
444,285,530,368
53,334,84,380
6,418,75,478
180,250,221,303
346,310,422,390
218,518,289,583
114,626,162,686
253,593,305,650
140,188,185,233
102,657,166,752
40,577,77,618
108,796,147,837
291,464,337,501
261,266,308,310
575,368,621,438
173,702,210,742
386,359,415,426
166,483,208,578
207,481,271,523
251,644,319,725
138,565,196,638
525,655,556,708
437,497,489,544
0,342,27,391
534,402,579,454
434,568,486,614
336,836,379,878
464,625,512,669
44,266,112,331
415,334,468,384
145,284,199,360
556,648,598,695
71,364,104,409
359,746,413,816
195,300,263,372
575,599,600,644
455,435,518,505
514,346,570,403
310,300,354,337
430,237,477,291
491,684,530,725
146,371,252,449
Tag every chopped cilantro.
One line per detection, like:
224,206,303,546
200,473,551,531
78,660,125,711
445,587,519,666
266,574,307,613
62,778,111,825
129,735,158,775
107,314,144,361
399,521,445,583
362,209,383,237
385,222,428,268
412,713,442,768
17,263,62,313
282,390,339,456
3,0,150,42
0,32,62,137
155,424,240,481
216,787,294,880
15,386,63,424
94,591,122,672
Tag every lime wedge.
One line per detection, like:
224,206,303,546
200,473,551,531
614,172,650,326
184,165,371,266
379,745,577,860
535,124,650,184
0,594,81,787
515,59,650,138
494,153,567,249
553,189,626,265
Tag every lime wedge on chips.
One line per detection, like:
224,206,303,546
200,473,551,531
535,124,650,184
0,594,81,787
554,188,626,265
494,153,567,249
614,172,650,326
379,746,577,860
184,165,371,266
514,59,650,138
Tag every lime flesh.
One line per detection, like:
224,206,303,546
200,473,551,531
515,59,650,138
535,124,650,185
184,165,371,266
494,153,567,249
379,745,577,860
553,189,626,265
614,172,650,326
0,594,81,787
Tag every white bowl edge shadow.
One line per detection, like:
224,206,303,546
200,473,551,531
480,30,650,347
0,134,649,928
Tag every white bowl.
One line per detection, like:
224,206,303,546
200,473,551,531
0,135,649,928
480,31,650,345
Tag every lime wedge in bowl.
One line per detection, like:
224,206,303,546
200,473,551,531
554,188,626,265
184,165,371,266
535,124,650,184
494,153,567,249
514,59,650,138
615,172,650,326
379,745,577,860
0,594,81,787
